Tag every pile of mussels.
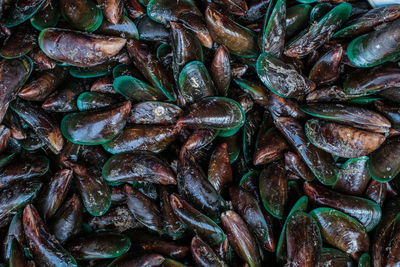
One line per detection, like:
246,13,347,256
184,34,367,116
0,0,399,266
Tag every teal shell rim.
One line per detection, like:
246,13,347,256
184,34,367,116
69,66,110,79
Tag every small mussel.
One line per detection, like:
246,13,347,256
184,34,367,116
39,28,126,67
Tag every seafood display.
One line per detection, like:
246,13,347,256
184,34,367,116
0,0,399,266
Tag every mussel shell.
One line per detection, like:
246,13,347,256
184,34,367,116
182,128,218,154
317,248,353,267
9,239,29,267
254,126,288,165
88,205,139,232
50,193,83,243
310,3,333,23
260,0,286,57
177,157,225,221
372,198,400,266
259,162,288,219
11,100,64,153
3,0,47,27
171,22,203,82
333,5,400,38
0,154,48,186
102,125,178,154
301,103,391,134
125,185,163,233
70,62,116,79
309,45,342,86
234,78,269,106
147,0,202,25
305,119,386,158
126,39,177,101
178,97,245,131
30,0,60,31
256,52,315,98
374,100,400,131
235,0,268,24
378,87,400,104
0,181,42,228
23,204,77,266
0,57,33,123
0,24,36,59
38,169,73,220
221,210,261,267
17,131,45,151
109,253,165,267
90,76,116,94
276,196,308,264
358,253,371,267
0,126,10,154
239,171,261,202
304,182,382,232
77,92,121,111
284,3,351,57
205,6,258,58
211,45,231,96
333,157,371,195
66,233,131,260
343,66,400,96
39,28,126,67
60,0,103,32
160,189,187,239
97,0,123,25
136,15,170,42
286,211,322,267
96,15,139,39
209,143,232,194
19,67,68,101
112,63,143,79
347,18,400,68
191,236,226,267
128,101,183,125
113,76,167,102
368,136,400,182
268,91,305,119
215,0,248,15
102,151,176,184
220,131,240,163
177,11,213,49
242,107,263,164
284,151,314,181
230,186,273,251
286,4,311,39
310,207,369,260
42,79,84,112
29,47,57,70
179,61,215,104
127,230,189,259
61,101,130,145
382,211,400,266
365,180,387,207
275,117,339,185
72,164,111,216
170,193,225,246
